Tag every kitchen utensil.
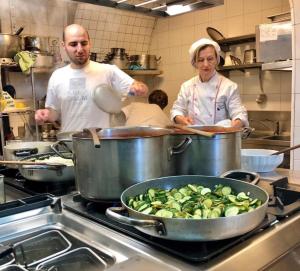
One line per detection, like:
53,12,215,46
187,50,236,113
168,123,215,137
0,160,66,167
0,27,23,58
92,84,122,113
241,149,284,172
106,174,268,241
206,27,225,42
243,49,256,64
23,36,49,53
18,152,75,182
72,127,173,201
129,54,161,70
271,144,300,155
230,55,242,65
169,126,241,176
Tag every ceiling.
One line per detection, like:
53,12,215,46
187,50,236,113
72,0,224,17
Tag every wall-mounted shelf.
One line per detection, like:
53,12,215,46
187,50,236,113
218,34,256,51
218,62,262,72
123,70,163,76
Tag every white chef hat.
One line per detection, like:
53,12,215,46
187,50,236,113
189,38,221,67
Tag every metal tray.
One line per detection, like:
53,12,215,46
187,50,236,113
13,230,71,267
36,247,107,271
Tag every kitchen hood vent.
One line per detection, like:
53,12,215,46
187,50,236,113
72,0,224,17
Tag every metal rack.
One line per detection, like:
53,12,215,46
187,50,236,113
0,62,53,154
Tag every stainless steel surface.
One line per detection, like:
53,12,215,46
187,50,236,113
106,175,268,241
256,21,292,71
72,127,173,200
169,126,241,176
0,33,21,58
1,173,300,270
72,0,224,17
32,53,54,68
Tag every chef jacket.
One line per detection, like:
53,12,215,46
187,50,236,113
170,72,249,127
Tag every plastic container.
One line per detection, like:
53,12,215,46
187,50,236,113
241,149,284,172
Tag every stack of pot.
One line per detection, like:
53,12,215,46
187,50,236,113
129,54,161,70
102,48,129,69
71,126,242,201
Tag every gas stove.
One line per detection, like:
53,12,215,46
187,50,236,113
1,174,300,270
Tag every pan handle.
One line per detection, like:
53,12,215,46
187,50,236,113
220,169,260,185
106,207,167,236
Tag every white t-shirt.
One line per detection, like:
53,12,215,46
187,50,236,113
170,72,249,127
45,61,134,132
122,102,171,128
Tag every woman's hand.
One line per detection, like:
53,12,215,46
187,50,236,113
174,115,194,125
231,118,243,128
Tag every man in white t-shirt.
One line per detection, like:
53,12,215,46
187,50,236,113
35,24,148,132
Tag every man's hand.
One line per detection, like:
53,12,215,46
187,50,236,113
129,80,148,96
174,115,194,125
35,108,58,125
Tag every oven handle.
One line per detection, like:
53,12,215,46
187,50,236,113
106,207,167,235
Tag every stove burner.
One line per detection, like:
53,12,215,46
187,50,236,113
4,177,76,197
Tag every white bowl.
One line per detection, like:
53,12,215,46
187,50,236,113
241,149,284,173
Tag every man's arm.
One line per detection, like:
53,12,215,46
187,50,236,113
129,80,148,96
35,108,59,125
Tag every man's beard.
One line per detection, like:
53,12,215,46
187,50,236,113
67,52,89,66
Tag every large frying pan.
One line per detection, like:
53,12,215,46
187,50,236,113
106,175,269,241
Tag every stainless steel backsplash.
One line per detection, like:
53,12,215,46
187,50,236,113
248,111,291,134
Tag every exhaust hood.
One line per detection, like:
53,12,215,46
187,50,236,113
72,0,224,17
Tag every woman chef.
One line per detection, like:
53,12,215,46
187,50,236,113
170,38,248,128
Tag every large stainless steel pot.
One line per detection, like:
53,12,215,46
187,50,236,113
169,126,241,176
0,27,23,58
3,141,53,168
106,175,269,241
0,33,21,58
18,152,74,182
129,54,161,70
72,126,173,201
23,36,49,53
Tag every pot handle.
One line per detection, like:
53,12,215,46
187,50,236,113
84,128,101,148
14,148,38,157
106,207,167,236
220,169,260,185
168,136,192,160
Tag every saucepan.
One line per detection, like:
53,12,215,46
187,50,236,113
106,174,268,241
18,152,74,182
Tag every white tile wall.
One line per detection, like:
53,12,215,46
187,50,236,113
150,0,292,118
74,3,156,61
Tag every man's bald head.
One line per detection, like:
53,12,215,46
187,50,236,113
63,24,90,42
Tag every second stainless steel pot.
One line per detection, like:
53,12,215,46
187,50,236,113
72,127,173,201
0,33,21,58
129,54,161,70
169,126,241,176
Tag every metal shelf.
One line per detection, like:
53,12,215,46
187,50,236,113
123,70,163,76
218,34,256,52
218,63,262,72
